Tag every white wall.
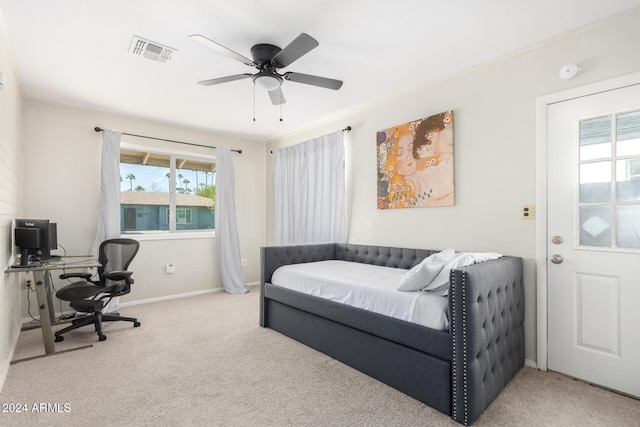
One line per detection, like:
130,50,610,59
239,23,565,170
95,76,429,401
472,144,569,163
265,9,640,363
21,101,266,312
0,9,23,389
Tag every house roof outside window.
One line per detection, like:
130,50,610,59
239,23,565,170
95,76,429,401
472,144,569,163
121,191,213,208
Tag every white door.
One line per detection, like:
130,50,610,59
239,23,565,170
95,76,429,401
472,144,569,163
547,83,640,398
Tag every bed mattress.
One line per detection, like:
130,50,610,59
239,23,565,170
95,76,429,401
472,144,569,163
271,260,449,331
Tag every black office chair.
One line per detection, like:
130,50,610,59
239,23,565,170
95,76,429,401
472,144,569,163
54,238,141,342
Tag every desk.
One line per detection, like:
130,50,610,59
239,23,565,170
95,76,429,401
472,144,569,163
6,257,101,363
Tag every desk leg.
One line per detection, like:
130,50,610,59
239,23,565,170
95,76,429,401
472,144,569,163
32,271,55,355
44,270,57,325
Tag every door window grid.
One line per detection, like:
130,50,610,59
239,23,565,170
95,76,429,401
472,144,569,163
577,110,640,250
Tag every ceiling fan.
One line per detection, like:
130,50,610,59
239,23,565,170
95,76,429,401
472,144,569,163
189,33,343,105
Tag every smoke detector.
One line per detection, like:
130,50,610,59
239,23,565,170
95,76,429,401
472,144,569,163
559,63,580,80
129,36,175,63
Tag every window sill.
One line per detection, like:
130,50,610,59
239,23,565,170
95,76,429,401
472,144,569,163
121,231,215,241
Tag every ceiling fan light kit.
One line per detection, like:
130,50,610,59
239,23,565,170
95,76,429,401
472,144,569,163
190,32,342,114
253,71,282,91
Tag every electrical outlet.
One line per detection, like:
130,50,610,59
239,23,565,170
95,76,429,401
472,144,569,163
521,204,536,220
241,259,248,267
25,279,33,290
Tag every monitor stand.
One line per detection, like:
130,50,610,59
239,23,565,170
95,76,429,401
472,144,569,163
20,248,31,266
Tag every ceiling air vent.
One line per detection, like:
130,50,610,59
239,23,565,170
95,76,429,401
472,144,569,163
129,36,175,63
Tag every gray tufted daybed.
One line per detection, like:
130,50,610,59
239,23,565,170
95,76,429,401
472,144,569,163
260,243,524,425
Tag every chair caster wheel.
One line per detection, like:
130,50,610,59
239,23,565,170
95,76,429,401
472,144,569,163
55,336,64,342
134,321,141,327
98,335,107,341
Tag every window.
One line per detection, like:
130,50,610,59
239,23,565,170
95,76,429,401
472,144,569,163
119,145,216,235
166,208,193,225
578,110,640,249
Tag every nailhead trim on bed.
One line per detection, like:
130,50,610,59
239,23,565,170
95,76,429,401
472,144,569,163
452,259,525,425
461,271,469,425
450,268,469,425
451,269,458,421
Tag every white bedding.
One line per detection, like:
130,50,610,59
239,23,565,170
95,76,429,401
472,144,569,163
271,260,449,331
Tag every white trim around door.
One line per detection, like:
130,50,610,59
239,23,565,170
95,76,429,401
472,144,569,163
535,70,640,371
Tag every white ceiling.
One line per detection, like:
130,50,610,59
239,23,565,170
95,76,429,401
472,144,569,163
2,0,640,141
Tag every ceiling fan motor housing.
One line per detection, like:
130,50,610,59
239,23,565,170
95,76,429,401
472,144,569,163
250,44,282,69
250,43,284,90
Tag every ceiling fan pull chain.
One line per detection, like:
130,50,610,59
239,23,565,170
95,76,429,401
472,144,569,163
280,95,283,122
253,83,256,122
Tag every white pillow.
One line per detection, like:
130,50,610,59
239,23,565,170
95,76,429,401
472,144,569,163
397,249,455,291
423,252,503,293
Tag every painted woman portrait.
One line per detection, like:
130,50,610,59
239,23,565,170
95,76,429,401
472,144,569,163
377,111,454,209
412,111,454,206
377,121,419,209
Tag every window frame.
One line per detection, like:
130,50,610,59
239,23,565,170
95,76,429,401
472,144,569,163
120,141,216,240
576,110,640,252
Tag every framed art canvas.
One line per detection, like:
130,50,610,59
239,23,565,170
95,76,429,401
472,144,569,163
376,111,454,209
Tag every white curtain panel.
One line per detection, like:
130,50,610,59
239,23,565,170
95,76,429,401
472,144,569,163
215,148,249,294
93,129,122,312
273,130,345,245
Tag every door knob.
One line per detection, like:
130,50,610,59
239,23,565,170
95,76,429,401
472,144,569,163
551,235,563,244
550,254,563,264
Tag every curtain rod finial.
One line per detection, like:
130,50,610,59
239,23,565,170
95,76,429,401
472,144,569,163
343,125,352,132
94,127,103,132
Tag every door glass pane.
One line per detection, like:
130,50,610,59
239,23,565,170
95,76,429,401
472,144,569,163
579,206,611,247
579,161,611,203
576,109,640,252
616,110,640,156
616,159,640,201
616,205,640,248
579,115,611,161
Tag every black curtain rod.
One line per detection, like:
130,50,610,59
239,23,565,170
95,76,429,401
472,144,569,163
94,127,242,154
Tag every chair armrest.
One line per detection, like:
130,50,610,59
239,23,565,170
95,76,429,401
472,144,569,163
59,272,93,281
102,270,134,283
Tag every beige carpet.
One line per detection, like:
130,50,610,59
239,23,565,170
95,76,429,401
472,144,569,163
2,288,638,426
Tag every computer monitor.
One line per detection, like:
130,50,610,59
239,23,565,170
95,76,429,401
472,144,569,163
14,219,57,265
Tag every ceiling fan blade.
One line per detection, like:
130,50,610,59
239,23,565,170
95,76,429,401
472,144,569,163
197,74,253,86
268,87,286,105
189,34,254,66
272,33,319,68
284,72,343,90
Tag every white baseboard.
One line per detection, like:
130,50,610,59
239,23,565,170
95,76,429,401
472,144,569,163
120,281,260,308
119,288,223,308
